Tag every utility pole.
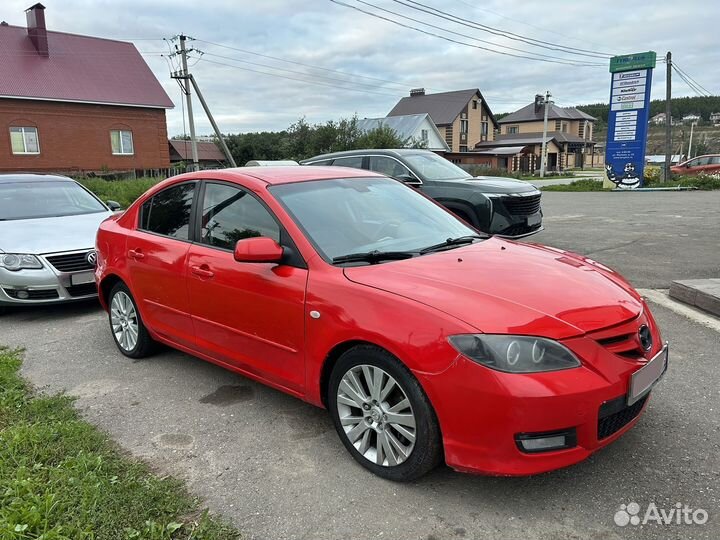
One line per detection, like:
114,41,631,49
664,51,672,181
688,120,696,160
188,75,237,167
179,34,199,172
539,90,551,178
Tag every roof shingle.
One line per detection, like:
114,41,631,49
387,88,498,127
0,24,173,108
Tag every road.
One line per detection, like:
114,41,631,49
1,191,719,540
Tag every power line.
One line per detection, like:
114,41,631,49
672,65,710,97
672,62,713,96
452,0,609,50
329,0,605,67
194,38,418,89
395,0,613,59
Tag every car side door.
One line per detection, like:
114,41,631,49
367,155,422,188
709,156,720,173
125,181,196,349
186,181,308,393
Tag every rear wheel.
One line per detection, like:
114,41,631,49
328,345,442,481
108,282,155,358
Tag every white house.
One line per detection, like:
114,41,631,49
356,113,449,151
682,114,701,123
710,112,720,126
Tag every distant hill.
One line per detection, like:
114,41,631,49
576,95,720,123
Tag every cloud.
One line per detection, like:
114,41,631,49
3,0,718,135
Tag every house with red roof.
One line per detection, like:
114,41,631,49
0,4,173,174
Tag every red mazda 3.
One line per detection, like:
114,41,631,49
95,167,668,481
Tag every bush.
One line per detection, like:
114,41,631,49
645,172,720,190
466,166,523,179
541,179,608,192
644,165,662,183
77,177,160,208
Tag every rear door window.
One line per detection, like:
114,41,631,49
331,156,364,169
139,182,195,240
368,156,412,178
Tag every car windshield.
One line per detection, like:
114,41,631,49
271,177,480,262
0,181,107,221
403,153,472,181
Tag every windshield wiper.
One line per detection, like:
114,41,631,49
419,235,485,254
332,250,416,265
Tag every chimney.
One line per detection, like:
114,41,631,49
410,88,425,97
534,94,543,113
26,3,48,57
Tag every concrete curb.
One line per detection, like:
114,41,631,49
669,279,720,318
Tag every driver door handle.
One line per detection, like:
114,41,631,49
191,265,215,279
128,249,145,260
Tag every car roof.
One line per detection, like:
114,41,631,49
0,173,74,184
301,148,434,162
174,166,384,187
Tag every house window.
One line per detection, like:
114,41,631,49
578,123,585,139
110,129,134,155
472,100,478,110
554,120,562,131
481,122,489,142
460,119,468,134
507,125,519,134
561,122,569,133
421,129,428,142
460,145,468,152
10,127,40,154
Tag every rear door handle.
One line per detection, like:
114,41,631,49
128,249,145,260
191,265,215,279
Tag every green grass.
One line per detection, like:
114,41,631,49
0,347,239,540
645,174,720,190
541,179,609,192
78,178,161,208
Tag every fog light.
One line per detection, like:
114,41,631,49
16,290,29,299
515,428,577,453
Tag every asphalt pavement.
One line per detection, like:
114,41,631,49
1,191,719,540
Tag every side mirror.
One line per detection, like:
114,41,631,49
106,200,122,211
234,237,284,263
395,174,421,186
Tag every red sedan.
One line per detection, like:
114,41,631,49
95,167,668,481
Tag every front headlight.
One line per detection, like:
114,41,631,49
448,334,581,373
0,253,43,271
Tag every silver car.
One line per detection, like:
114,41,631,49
0,174,116,310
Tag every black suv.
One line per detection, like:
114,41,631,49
301,149,543,238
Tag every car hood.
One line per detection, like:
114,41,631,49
343,238,642,339
451,176,539,194
0,211,112,254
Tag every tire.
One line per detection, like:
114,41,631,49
328,345,442,481
107,282,156,358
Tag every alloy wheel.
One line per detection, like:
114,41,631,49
336,364,417,467
110,291,139,352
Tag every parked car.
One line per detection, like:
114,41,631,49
0,174,117,310
301,149,543,238
96,166,667,481
670,154,720,176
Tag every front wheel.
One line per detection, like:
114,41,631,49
108,282,156,358
328,345,442,481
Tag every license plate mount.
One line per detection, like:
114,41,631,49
627,343,669,405
71,271,95,286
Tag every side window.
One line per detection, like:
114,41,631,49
200,183,280,250
368,156,412,179
711,156,720,165
309,159,332,166
331,156,364,169
139,183,195,240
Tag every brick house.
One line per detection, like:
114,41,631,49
477,97,597,171
387,88,498,153
0,4,173,175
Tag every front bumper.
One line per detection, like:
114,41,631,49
0,250,98,306
415,325,665,476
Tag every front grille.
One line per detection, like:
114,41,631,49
45,251,95,273
598,394,648,439
66,283,97,297
3,288,60,300
499,194,542,216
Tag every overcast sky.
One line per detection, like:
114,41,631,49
4,0,718,136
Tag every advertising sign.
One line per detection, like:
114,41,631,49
604,52,656,189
